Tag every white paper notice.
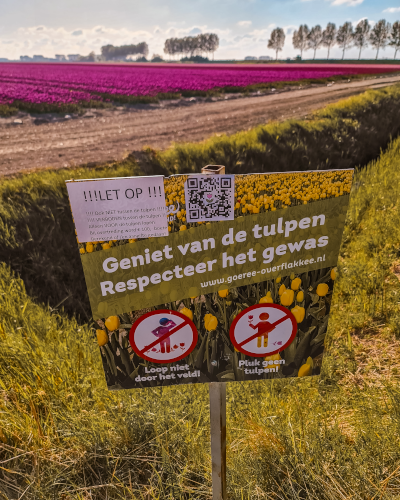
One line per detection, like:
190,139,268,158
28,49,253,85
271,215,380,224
66,176,168,243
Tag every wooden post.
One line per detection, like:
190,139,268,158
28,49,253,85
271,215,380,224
209,382,227,500
201,164,227,500
201,165,226,175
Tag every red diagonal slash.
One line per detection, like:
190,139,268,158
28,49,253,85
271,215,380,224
138,318,191,356
238,314,290,348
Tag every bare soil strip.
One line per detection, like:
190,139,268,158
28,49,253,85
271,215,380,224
1,75,400,177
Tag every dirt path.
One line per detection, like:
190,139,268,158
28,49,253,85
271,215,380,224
1,75,400,176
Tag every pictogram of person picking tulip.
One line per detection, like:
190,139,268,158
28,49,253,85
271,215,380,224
248,313,275,348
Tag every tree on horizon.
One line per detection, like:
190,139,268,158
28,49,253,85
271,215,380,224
337,22,354,60
353,19,370,60
268,28,286,60
308,25,323,59
292,25,310,58
370,19,391,59
206,33,219,60
322,23,337,59
164,33,219,60
101,43,149,61
389,21,400,59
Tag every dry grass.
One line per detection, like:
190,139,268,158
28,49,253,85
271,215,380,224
2,106,400,499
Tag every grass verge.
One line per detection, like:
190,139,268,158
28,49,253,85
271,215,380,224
0,84,400,320
1,136,400,498
142,84,400,175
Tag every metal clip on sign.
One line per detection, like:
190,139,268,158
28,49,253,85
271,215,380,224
203,164,227,500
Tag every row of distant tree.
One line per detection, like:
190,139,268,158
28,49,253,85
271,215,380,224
268,19,400,60
66,19,400,63
100,42,149,60
163,34,220,60
97,35,220,62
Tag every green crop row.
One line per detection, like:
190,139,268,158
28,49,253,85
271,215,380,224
1,135,400,498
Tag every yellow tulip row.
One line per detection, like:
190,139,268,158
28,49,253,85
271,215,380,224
79,170,352,253
234,170,352,214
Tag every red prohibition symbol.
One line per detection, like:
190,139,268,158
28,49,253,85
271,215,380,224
129,309,198,364
229,303,297,357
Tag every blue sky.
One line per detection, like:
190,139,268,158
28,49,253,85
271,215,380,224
1,0,399,60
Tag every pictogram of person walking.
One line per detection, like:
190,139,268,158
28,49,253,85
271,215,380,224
151,318,177,353
248,313,275,348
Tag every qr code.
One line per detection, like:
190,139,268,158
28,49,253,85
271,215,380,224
184,175,235,222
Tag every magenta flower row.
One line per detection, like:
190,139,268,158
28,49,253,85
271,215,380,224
0,62,398,105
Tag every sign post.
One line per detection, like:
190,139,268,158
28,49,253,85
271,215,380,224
66,163,353,500
202,164,227,500
209,382,227,500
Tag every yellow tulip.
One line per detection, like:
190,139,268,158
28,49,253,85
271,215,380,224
291,305,305,323
180,307,193,321
296,291,304,302
204,313,212,325
264,353,282,369
278,284,286,296
105,316,120,331
291,277,301,290
276,276,281,283
265,353,281,361
316,283,329,297
86,243,94,253
331,267,337,280
79,247,85,254
205,315,218,331
102,243,110,250
180,225,187,231
96,329,109,347
280,289,294,306
259,292,273,304
298,363,312,377
218,289,229,298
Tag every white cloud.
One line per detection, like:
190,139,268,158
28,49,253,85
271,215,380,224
383,7,400,13
237,21,252,27
331,0,364,6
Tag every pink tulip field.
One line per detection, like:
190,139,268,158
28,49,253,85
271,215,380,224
0,62,399,107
